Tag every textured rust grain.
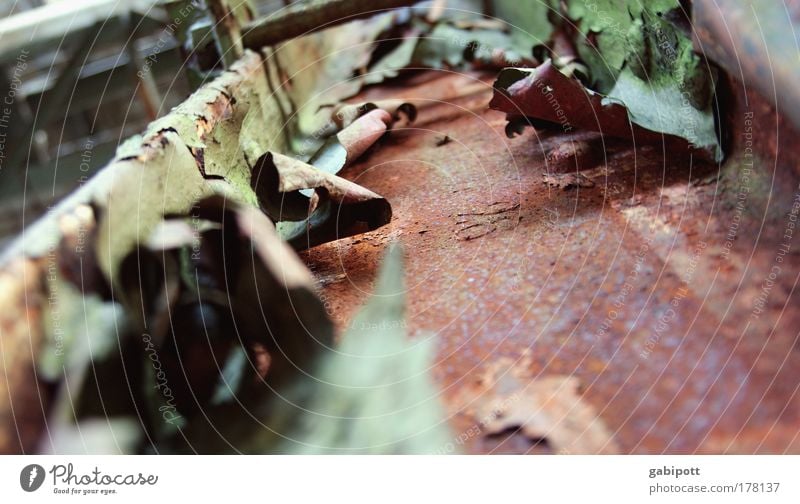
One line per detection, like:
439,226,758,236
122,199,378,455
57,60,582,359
302,70,800,454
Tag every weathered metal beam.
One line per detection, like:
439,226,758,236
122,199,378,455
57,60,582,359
241,0,417,49
125,13,164,121
206,0,255,67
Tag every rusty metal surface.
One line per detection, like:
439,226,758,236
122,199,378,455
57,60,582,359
302,70,800,454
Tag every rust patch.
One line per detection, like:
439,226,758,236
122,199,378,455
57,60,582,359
302,70,800,454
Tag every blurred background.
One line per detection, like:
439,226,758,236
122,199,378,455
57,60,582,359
0,0,290,247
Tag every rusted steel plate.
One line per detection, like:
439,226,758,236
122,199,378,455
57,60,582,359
303,70,800,454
